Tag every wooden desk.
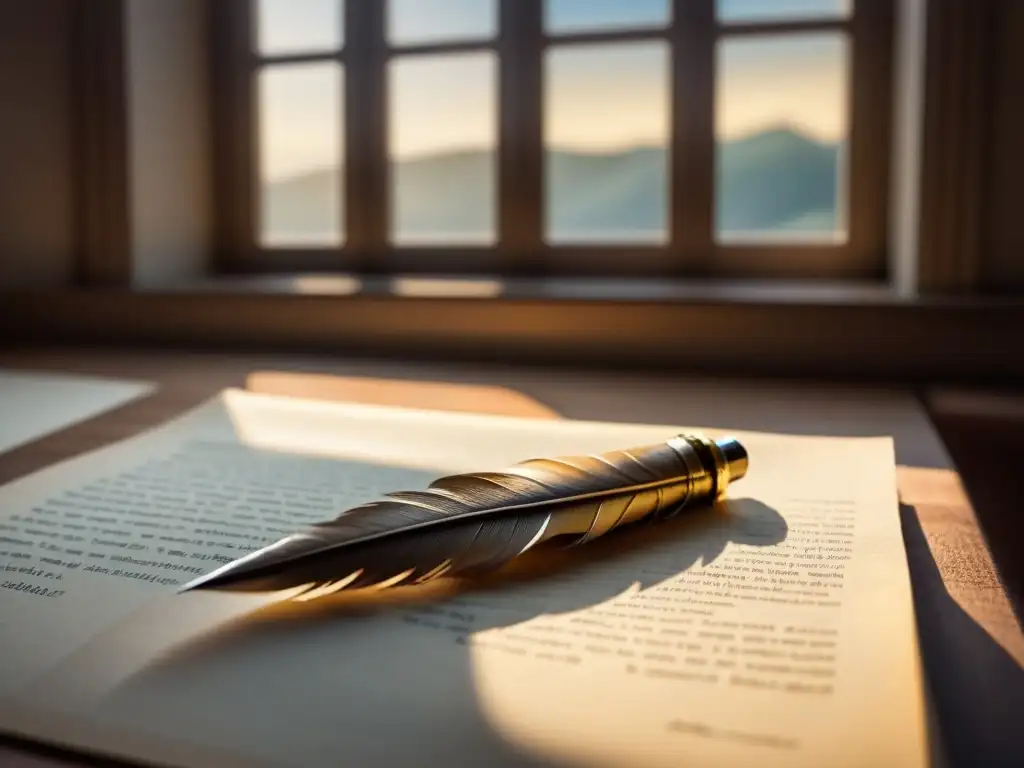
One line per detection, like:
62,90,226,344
0,349,1021,767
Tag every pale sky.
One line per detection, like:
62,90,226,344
257,0,850,180
718,34,848,143
545,42,670,153
389,52,497,160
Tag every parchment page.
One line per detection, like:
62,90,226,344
0,390,927,768
0,369,153,455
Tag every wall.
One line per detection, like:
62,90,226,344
980,0,1024,291
127,0,212,286
0,1,75,288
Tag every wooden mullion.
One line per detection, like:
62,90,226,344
716,19,850,36
543,28,670,47
845,0,893,275
385,39,497,57
673,0,716,275
256,51,345,66
344,0,387,269
499,0,543,273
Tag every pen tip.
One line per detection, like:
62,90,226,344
177,574,216,593
175,539,296,594
177,565,241,593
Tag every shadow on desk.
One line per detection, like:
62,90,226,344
901,504,1024,768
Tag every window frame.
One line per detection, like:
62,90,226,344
210,0,893,280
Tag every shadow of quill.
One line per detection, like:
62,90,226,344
156,498,786,660
89,499,785,768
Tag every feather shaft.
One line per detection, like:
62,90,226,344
180,435,748,595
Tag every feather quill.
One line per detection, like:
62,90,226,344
180,434,748,597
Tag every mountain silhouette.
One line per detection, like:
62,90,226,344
716,127,840,234
547,146,667,241
263,126,840,242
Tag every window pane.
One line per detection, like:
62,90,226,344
389,53,497,245
388,0,497,46
545,0,670,34
716,34,848,242
718,0,849,23
545,42,669,244
259,63,343,246
256,0,343,55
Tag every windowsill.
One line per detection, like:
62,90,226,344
3,275,1022,382
133,273,1002,307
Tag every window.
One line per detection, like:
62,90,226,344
212,0,891,278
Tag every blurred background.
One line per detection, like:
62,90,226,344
0,0,1020,364
258,0,851,246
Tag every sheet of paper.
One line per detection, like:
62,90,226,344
0,390,928,768
0,369,153,455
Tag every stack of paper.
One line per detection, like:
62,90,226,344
0,390,927,767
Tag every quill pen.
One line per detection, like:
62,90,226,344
180,434,748,597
